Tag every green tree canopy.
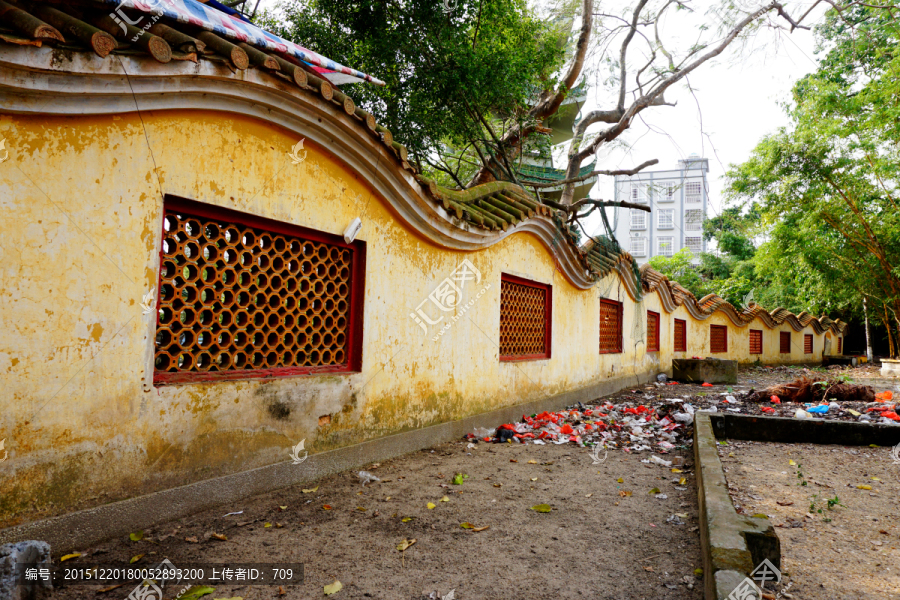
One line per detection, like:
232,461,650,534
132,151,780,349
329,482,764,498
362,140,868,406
726,5,900,353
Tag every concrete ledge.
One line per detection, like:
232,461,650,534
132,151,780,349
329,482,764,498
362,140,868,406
674,358,737,385
882,359,900,377
0,370,653,552
694,413,780,600
709,413,900,446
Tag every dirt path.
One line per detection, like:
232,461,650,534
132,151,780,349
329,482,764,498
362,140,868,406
57,441,703,600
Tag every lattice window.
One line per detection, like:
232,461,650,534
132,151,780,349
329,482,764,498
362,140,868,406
674,318,686,352
804,334,813,354
599,299,622,354
631,209,646,229
658,237,674,257
630,236,646,257
837,337,842,354
710,324,728,353
750,329,762,355
686,181,702,203
658,209,674,229
685,237,702,253
154,198,364,384
685,209,703,231
647,311,660,352
780,331,791,354
499,274,551,360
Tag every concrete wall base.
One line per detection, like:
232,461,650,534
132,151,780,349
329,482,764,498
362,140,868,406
0,370,655,552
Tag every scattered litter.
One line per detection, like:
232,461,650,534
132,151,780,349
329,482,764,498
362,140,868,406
358,471,381,486
650,455,672,467
223,511,243,517
666,514,685,525
795,409,812,419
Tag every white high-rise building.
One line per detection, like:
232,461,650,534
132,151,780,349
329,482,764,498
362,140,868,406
612,155,709,265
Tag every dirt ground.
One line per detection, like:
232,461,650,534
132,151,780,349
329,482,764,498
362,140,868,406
722,441,900,600
55,441,703,600
41,364,898,599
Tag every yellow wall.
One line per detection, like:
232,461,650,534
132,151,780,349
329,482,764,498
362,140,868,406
0,110,834,526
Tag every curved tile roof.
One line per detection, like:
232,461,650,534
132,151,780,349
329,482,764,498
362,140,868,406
640,265,848,334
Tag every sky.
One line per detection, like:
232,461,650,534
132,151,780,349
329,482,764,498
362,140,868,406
254,0,825,231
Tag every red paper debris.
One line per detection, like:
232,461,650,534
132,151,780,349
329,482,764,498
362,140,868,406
770,395,781,404
701,383,714,387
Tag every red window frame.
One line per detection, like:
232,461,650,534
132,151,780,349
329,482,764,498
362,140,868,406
647,311,660,353
804,334,813,354
710,324,728,354
599,299,623,354
837,336,842,354
154,196,366,385
673,318,687,352
780,331,791,354
499,273,552,362
749,329,763,355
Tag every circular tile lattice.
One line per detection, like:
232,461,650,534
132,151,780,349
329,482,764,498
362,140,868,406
154,210,354,377
499,280,547,357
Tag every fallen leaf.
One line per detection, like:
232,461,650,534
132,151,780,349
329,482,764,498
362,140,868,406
472,526,490,532
649,488,661,495
130,554,144,564
679,478,687,485
323,580,343,595
460,522,475,529
871,477,881,481
616,478,624,483
440,496,450,502
451,473,467,485
401,517,413,523
493,483,502,488
185,537,199,544
180,586,216,600
427,502,436,509
776,501,794,506
530,477,538,482
585,493,593,498
509,459,518,463
671,468,683,473
527,460,538,464
694,568,703,576
129,531,144,542
530,504,552,513
302,486,319,493
751,513,768,519
210,533,227,541
789,460,796,466
60,553,81,562
279,505,287,510
263,522,272,528
857,485,872,490
619,490,632,497
357,507,367,511
322,505,333,510
644,566,654,572
277,586,286,596
396,538,416,552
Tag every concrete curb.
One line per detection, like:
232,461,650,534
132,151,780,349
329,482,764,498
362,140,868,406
696,412,900,599
0,371,654,552
709,413,900,446
694,413,780,600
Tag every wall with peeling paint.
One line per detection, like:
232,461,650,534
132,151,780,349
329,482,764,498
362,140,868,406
0,110,833,528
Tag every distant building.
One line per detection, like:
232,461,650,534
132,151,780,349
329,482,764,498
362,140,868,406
612,155,709,265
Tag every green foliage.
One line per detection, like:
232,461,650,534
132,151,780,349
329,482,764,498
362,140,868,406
725,6,900,332
261,0,568,186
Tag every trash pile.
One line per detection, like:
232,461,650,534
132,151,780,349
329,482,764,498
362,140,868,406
466,397,696,455
741,377,900,424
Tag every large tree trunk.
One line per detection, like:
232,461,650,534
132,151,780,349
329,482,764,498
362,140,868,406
864,297,874,362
